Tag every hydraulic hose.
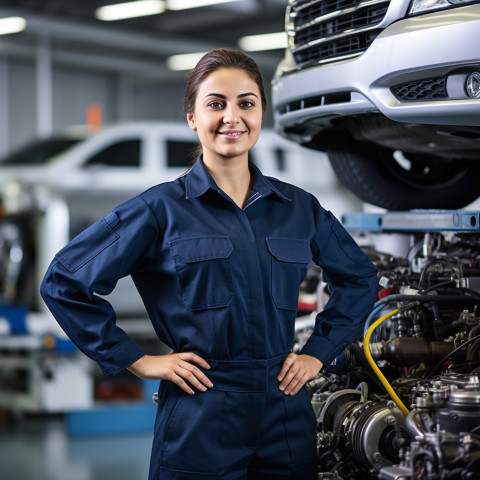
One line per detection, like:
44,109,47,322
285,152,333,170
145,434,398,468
374,294,480,308
363,303,387,337
363,308,410,415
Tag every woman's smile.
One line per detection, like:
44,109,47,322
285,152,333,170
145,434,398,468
217,129,246,139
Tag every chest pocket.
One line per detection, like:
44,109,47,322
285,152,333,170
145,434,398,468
266,237,312,311
170,236,234,311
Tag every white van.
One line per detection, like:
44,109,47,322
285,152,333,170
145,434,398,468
0,121,357,216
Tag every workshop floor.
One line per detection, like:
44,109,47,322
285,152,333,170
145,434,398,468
0,415,152,480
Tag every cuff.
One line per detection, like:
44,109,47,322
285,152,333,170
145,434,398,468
96,337,146,376
300,335,347,368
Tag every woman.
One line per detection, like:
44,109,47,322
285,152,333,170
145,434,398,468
41,49,378,480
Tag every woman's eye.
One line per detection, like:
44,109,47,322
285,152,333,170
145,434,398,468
240,101,254,108
207,101,224,109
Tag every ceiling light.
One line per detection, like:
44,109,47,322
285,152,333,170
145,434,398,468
95,0,165,21
167,0,238,10
166,52,208,71
0,17,26,35
238,32,287,52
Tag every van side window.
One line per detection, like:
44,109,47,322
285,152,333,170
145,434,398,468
274,148,286,172
166,140,198,167
84,140,141,168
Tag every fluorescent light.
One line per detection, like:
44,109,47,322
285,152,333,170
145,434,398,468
238,32,287,52
166,52,208,71
0,17,26,35
95,0,165,21
167,0,237,10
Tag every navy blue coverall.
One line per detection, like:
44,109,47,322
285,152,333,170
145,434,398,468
40,158,378,480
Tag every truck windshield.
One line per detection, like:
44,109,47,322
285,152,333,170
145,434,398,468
0,138,83,166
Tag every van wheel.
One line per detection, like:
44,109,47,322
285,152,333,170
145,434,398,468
324,137,480,210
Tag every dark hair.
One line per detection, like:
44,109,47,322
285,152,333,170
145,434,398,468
183,48,267,115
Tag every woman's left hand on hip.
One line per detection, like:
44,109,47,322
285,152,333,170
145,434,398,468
277,353,323,396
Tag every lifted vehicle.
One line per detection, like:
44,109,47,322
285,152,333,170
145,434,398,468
272,0,480,210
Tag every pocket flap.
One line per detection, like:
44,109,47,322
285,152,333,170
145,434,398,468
266,237,311,264
170,236,233,263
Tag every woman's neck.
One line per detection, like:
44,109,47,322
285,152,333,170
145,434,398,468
202,153,252,208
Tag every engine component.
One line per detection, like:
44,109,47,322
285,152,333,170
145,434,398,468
317,395,411,477
303,231,480,479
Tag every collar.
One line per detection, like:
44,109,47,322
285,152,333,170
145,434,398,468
185,156,291,202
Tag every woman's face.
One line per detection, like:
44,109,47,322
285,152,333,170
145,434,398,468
187,67,263,163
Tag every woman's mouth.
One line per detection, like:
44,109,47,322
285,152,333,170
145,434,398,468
218,130,245,139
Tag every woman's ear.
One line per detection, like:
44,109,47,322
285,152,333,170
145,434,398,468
187,113,196,131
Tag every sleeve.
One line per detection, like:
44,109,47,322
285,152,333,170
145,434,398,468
300,196,378,366
40,195,160,376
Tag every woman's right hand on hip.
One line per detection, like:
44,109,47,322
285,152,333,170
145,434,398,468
128,352,213,395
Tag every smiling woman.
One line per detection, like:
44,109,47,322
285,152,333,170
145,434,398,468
182,49,268,207
186,67,263,206
40,48,378,480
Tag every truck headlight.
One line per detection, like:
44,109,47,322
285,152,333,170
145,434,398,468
409,0,475,15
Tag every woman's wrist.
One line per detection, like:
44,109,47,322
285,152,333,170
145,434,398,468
127,354,149,377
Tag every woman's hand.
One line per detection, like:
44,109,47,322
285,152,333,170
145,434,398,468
277,353,323,396
127,352,213,395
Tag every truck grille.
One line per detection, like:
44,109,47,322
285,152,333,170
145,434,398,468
391,76,448,101
288,0,390,69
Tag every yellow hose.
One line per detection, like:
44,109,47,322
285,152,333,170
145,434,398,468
363,308,410,415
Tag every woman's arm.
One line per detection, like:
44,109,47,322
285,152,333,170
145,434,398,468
300,197,378,369
40,195,159,376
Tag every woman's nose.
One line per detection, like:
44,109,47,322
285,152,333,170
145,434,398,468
223,104,239,124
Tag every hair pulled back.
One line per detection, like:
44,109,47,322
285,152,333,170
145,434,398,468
183,48,267,115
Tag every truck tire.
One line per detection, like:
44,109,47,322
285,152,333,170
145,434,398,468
325,137,480,210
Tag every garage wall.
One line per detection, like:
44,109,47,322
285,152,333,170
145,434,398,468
53,67,117,129
7,60,37,153
1,49,275,158
1,57,189,156
131,82,186,123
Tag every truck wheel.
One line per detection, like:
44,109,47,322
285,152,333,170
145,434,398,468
325,137,480,210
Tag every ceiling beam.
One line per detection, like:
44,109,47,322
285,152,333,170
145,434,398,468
0,7,219,55
0,38,184,81
0,6,282,78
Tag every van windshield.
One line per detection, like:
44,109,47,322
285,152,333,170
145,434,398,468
0,138,83,166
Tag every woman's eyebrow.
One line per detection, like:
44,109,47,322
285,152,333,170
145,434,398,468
205,92,259,99
238,92,259,99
